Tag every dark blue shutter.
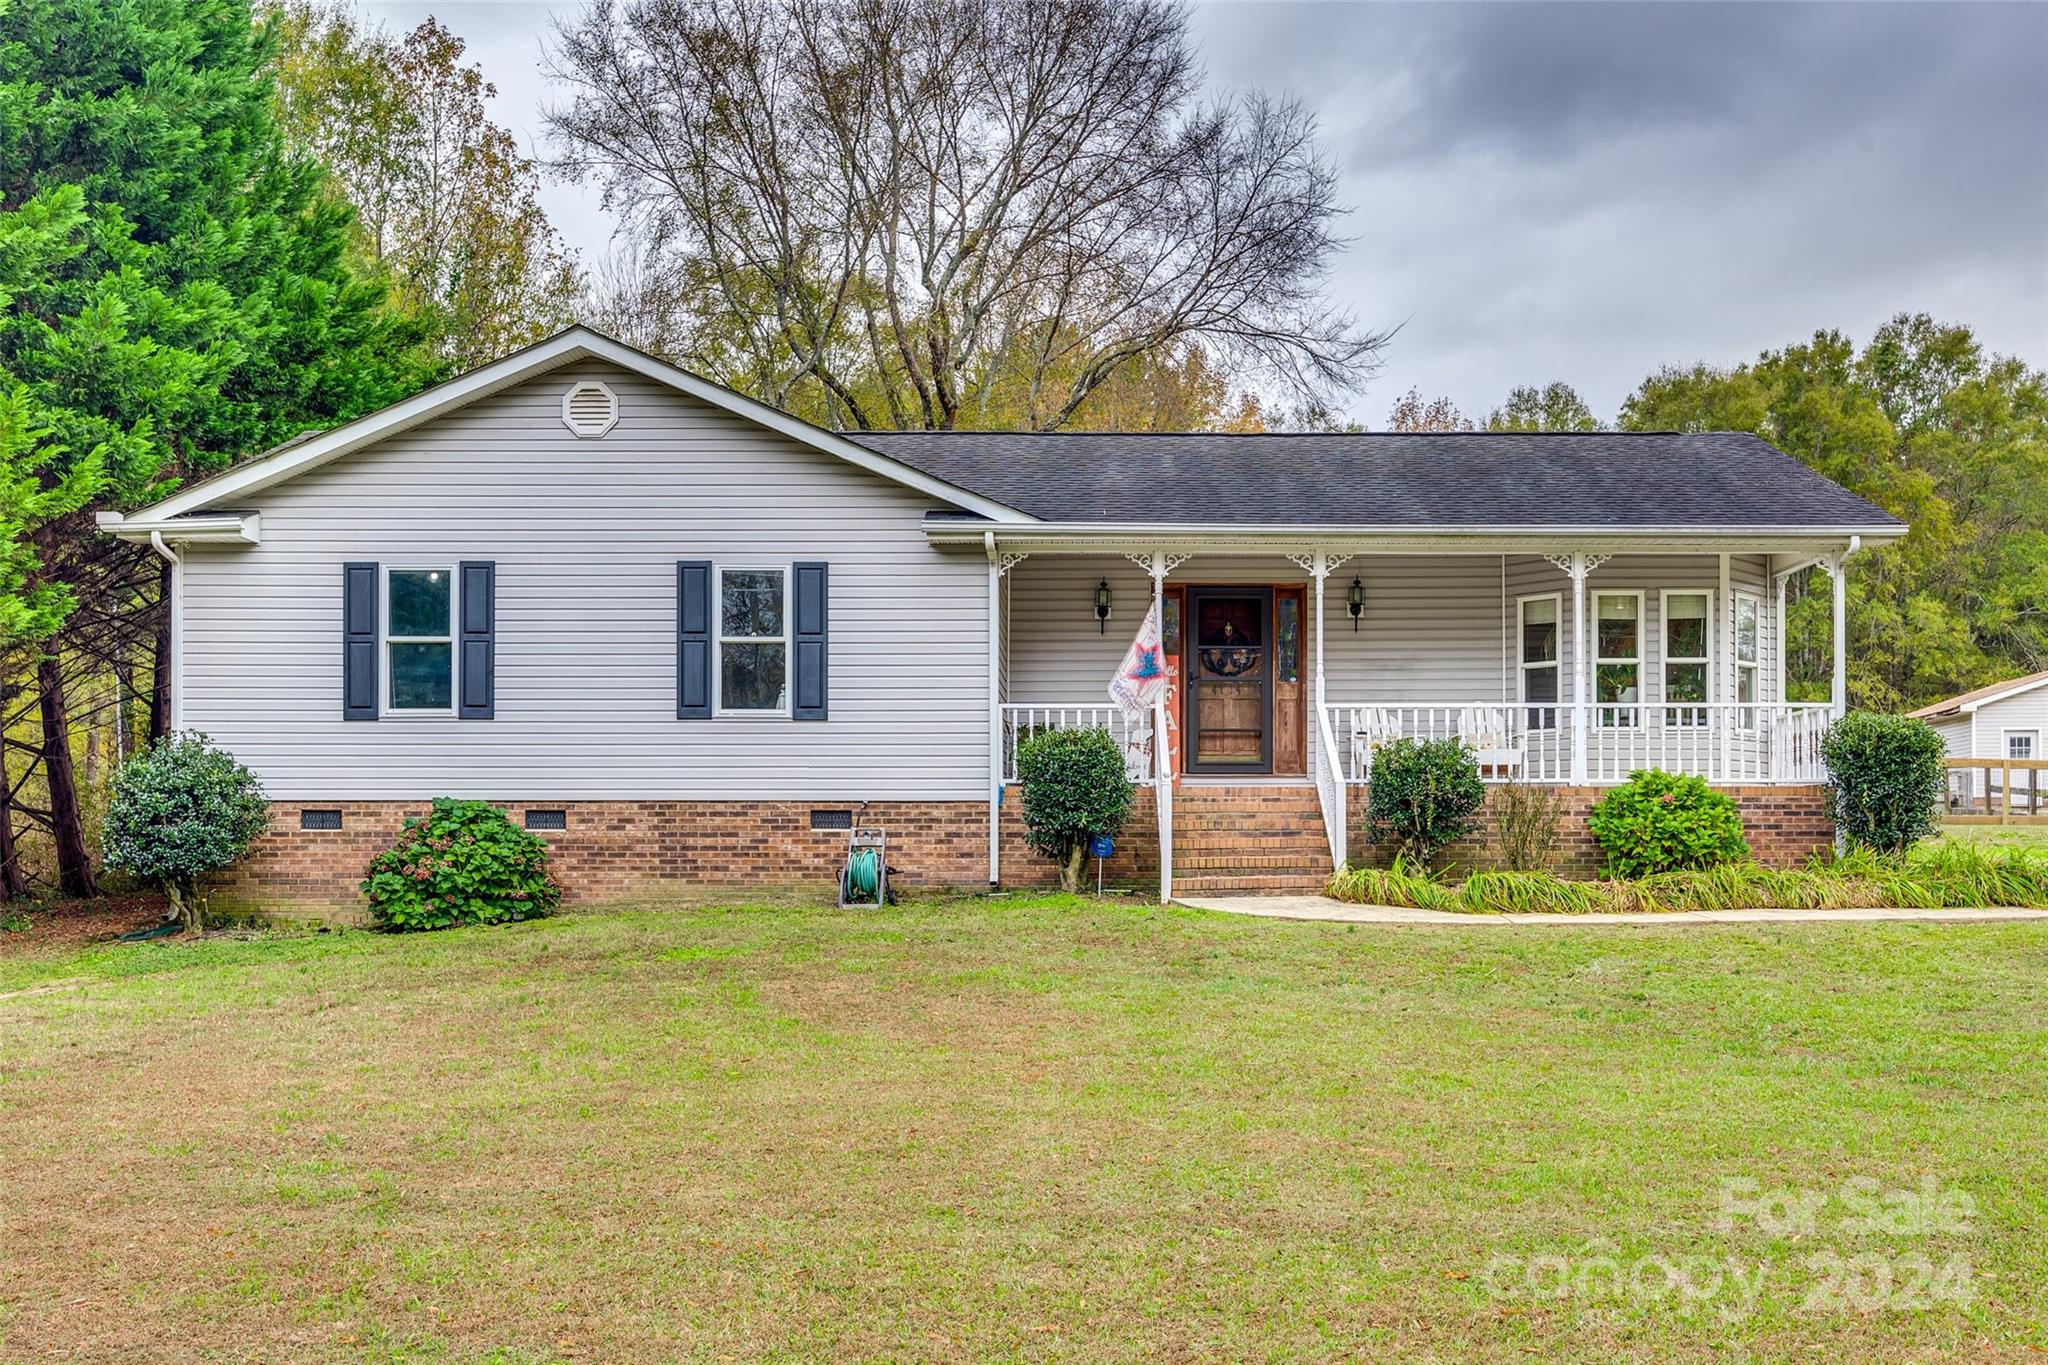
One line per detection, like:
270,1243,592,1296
792,561,828,721
459,561,495,719
343,562,378,720
676,561,712,718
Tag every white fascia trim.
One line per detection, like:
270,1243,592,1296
1956,675,2048,715
96,510,261,545
119,327,1036,525
937,524,1905,554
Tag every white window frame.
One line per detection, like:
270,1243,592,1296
1593,589,1644,728
1516,593,1562,730
2005,729,2039,762
714,563,792,718
382,564,456,716
1733,591,1762,726
1659,588,1715,727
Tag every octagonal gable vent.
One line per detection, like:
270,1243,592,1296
561,381,618,438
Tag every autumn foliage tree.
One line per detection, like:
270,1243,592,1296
1620,314,2048,711
268,1,581,370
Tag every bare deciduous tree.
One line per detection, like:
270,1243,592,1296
546,0,1385,430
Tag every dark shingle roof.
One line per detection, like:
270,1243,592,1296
846,430,1903,528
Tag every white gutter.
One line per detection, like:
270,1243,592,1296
148,532,184,733
926,520,1906,542
97,510,261,545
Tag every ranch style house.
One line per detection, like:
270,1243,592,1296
98,327,1906,915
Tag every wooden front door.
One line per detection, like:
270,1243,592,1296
1187,588,1272,773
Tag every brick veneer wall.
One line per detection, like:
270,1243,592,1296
1344,784,1835,876
210,783,1828,921
209,788,1162,922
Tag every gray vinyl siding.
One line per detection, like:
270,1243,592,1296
179,361,989,800
1972,691,2048,759
1004,553,1779,709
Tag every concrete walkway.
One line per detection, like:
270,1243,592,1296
1172,894,2048,926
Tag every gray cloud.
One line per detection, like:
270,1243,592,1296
372,1,2047,425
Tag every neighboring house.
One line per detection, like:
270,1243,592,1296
99,327,1905,916
1909,671,2048,818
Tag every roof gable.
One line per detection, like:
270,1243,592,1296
1908,669,2048,719
119,327,1034,526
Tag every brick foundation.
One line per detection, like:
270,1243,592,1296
210,789,1161,922
1345,784,1835,876
212,783,1828,922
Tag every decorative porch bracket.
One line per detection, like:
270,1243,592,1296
1544,553,1609,783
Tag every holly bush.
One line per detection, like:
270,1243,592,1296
361,798,558,931
103,732,270,929
1365,737,1486,870
1588,769,1750,878
1017,727,1135,892
1822,711,1947,854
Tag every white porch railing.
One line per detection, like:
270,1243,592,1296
1311,699,1347,866
1000,704,1155,785
1326,702,1835,786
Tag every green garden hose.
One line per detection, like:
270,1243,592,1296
844,846,881,901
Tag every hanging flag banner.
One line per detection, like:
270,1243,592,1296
1108,599,1169,720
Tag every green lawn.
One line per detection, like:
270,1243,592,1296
4,896,2046,1362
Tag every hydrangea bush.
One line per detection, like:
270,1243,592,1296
361,798,559,931
103,732,271,930
1587,769,1750,878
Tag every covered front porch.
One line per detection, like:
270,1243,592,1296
957,526,1861,899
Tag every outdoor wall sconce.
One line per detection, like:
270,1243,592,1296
1094,579,1113,632
1348,576,1365,631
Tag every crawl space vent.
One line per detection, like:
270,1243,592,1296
561,381,618,438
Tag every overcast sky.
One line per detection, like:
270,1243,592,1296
371,0,2048,426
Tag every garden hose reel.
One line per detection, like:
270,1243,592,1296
839,826,890,908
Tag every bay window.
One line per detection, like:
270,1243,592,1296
1662,591,1711,726
1595,592,1641,727
1518,595,1560,728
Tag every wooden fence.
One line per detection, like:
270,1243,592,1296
1944,757,2048,824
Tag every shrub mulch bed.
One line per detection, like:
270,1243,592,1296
0,894,169,957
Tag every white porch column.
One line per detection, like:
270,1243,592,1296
984,533,1001,885
1544,552,1608,785
1718,551,1732,782
1773,567,1788,705
1148,551,1173,903
1828,551,1849,718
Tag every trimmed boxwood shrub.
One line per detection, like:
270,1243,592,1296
362,798,559,931
1366,737,1486,870
1588,768,1750,878
1017,727,1135,893
1822,711,1947,854
102,732,270,931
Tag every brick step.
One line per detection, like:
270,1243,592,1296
1175,853,1331,872
1172,815,1326,832
1171,839,1327,859
1174,873,1332,895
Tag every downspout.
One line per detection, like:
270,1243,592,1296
985,531,1001,886
149,531,183,733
